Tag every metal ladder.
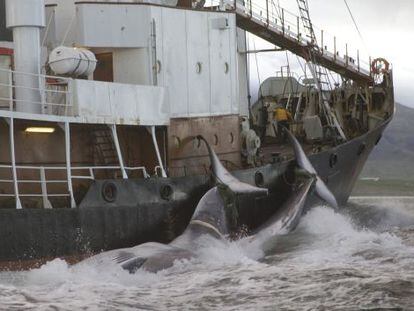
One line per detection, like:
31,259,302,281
296,0,347,140
92,127,119,165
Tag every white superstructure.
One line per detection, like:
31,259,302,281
0,0,249,209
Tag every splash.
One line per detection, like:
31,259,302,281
0,199,414,310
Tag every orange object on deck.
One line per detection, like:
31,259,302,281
274,108,292,122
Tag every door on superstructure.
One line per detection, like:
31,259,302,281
94,53,113,82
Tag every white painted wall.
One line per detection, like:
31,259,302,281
45,0,76,46
76,3,150,48
72,79,169,125
45,2,242,119
150,6,239,118
113,48,151,85
236,28,249,117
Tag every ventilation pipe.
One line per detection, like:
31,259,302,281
6,0,45,114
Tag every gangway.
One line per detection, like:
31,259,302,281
233,0,373,84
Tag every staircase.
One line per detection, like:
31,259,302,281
92,127,119,165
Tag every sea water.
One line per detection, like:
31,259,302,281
0,197,413,310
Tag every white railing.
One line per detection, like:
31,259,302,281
230,0,371,76
0,164,150,208
0,67,73,116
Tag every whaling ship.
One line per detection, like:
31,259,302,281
0,0,394,269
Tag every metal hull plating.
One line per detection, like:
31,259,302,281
0,118,390,270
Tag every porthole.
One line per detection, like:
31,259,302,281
160,184,173,201
255,171,264,187
229,132,234,144
357,143,366,156
173,136,181,149
224,62,229,74
156,60,162,73
102,181,117,203
193,136,202,149
196,62,202,74
375,134,382,146
329,153,338,168
213,134,219,146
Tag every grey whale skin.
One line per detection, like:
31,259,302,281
79,130,336,273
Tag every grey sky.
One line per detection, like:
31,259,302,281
249,0,414,107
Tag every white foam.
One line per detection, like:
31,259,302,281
1,201,414,310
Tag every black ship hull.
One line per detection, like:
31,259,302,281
0,119,390,269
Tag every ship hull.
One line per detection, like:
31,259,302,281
0,119,390,270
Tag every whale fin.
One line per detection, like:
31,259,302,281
114,251,136,264
197,135,268,195
284,128,338,209
121,257,147,273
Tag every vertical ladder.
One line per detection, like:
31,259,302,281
296,0,346,140
297,0,317,43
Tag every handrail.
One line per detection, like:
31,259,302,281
231,0,371,79
0,67,73,116
0,164,151,204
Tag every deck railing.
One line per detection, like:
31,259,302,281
206,0,372,79
0,68,73,116
240,0,370,73
0,164,150,209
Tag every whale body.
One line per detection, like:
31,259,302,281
79,130,338,273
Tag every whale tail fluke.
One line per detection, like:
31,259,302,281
197,135,268,196
284,128,339,209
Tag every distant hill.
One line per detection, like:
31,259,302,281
361,103,414,181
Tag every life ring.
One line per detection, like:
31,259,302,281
371,58,390,75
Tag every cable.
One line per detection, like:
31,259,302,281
61,13,76,46
343,0,370,54
251,35,262,91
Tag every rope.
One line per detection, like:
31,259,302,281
249,34,262,99
41,11,54,47
61,13,76,46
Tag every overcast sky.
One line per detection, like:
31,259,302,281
248,0,414,107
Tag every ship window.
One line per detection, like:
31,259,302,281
160,185,173,201
213,134,219,145
224,62,229,74
229,132,234,144
102,181,117,203
196,62,202,74
375,134,382,145
156,60,162,74
194,136,202,149
173,136,181,149
329,153,338,168
357,143,366,156
255,171,265,187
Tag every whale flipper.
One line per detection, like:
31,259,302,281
197,135,268,195
284,128,338,209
